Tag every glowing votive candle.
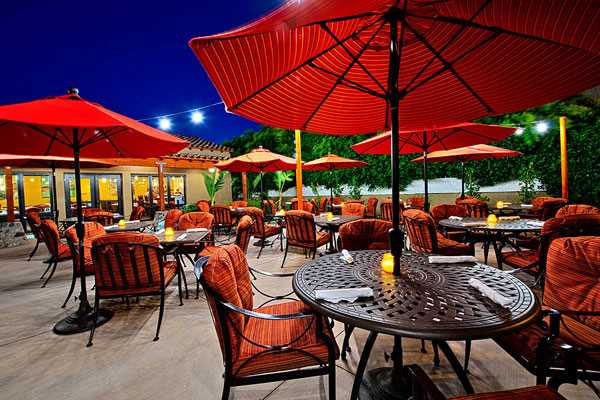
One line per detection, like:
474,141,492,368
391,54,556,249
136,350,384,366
326,212,333,221
496,201,505,209
118,219,126,229
165,227,174,238
277,209,286,216
487,214,498,225
381,252,395,274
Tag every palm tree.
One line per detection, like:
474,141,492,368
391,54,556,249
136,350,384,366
203,169,226,206
273,171,294,209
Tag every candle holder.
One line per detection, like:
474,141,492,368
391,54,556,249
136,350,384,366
496,201,505,209
118,219,126,229
164,226,174,239
487,214,498,226
326,212,333,221
381,252,395,273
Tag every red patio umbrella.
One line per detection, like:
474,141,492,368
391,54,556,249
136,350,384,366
411,144,522,198
352,123,517,209
303,154,367,210
0,90,188,338
0,154,116,221
216,146,298,199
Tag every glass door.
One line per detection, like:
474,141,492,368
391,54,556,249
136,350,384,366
65,174,94,217
0,173,19,220
168,175,186,206
64,174,123,217
97,175,122,214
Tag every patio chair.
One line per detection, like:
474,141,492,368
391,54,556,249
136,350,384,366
243,207,282,258
405,364,566,400
291,199,316,214
529,197,568,220
178,211,214,231
83,209,115,225
197,244,338,400
429,204,488,259
164,209,183,229
196,199,211,212
262,199,276,216
456,198,489,218
210,205,235,234
364,197,379,218
25,209,44,261
38,220,72,288
341,202,365,217
88,233,178,346
333,197,343,205
555,204,599,218
380,200,393,221
231,200,247,208
406,196,425,210
310,198,319,214
495,236,600,392
345,199,364,205
319,197,328,212
63,222,105,308
404,209,474,256
129,205,145,221
282,210,330,268
338,218,391,360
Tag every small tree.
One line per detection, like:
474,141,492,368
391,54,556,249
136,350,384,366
464,165,490,201
203,170,226,206
273,171,294,208
349,184,362,200
519,161,538,203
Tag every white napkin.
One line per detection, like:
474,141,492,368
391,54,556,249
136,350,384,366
499,216,520,221
448,216,463,221
461,221,486,227
331,217,340,221
315,287,373,303
186,227,208,232
429,255,477,264
155,228,165,234
105,224,118,229
126,220,140,224
176,233,187,241
469,278,513,307
526,220,544,228
521,204,534,208
340,249,354,264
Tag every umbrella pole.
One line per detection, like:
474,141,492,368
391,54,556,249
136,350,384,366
422,132,430,212
329,168,334,212
461,160,465,199
54,128,112,336
260,171,264,201
51,164,59,222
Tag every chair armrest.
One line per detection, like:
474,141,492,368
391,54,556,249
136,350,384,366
218,299,314,320
404,365,447,400
249,266,295,278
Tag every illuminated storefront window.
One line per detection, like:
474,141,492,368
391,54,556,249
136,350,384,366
132,174,185,209
64,174,122,217
0,174,19,217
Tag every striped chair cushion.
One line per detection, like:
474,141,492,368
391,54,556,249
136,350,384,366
178,211,214,231
430,204,468,224
235,215,254,254
234,300,338,377
285,210,322,248
452,385,566,400
555,204,600,217
164,209,183,229
436,234,474,256
341,202,365,217
502,250,538,271
39,220,71,261
404,209,436,253
231,200,247,208
196,200,211,212
65,222,105,274
380,201,393,221
339,219,391,251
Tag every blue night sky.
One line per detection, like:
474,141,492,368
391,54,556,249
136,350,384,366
2,0,284,144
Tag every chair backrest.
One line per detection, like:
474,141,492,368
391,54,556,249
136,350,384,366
262,199,276,216
196,200,211,212
231,200,247,208
199,244,253,362
310,199,319,213
178,211,214,231
380,201,393,221
38,219,64,258
242,207,266,236
339,219,391,251
291,199,315,213
540,198,568,220
457,198,489,218
284,210,317,247
333,197,343,205
235,215,254,254
544,236,600,346
319,197,328,212
430,204,468,225
65,222,105,271
26,209,44,241
403,209,438,254
345,200,364,205
341,202,365,217
455,195,477,204
555,204,600,218
406,197,425,210
83,210,114,225
531,196,556,209
164,209,183,229
92,233,167,297
366,198,379,216
210,205,233,226
130,206,145,221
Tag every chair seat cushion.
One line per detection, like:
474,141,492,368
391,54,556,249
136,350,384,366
316,231,331,248
436,233,473,256
502,250,538,270
256,224,281,239
57,242,72,261
452,385,566,400
234,300,338,377
96,260,177,297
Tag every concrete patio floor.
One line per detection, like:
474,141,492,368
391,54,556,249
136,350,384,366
0,235,594,400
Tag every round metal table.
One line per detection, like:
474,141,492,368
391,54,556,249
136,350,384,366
293,250,540,400
438,218,543,268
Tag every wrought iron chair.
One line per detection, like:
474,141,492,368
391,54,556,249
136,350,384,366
164,209,183,229
555,204,599,218
291,199,317,214
88,233,178,346
196,199,211,212
25,209,44,261
457,198,489,218
495,236,600,394
405,364,567,400
211,205,235,235
529,197,568,220
364,197,379,218
129,205,145,221
63,222,105,308
231,200,247,208
404,209,474,256
319,197,328,213
282,210,330,268
341,202,365,217
262,199,276,216
406,196,425,210
242,207,282,258
380,200,393,221
197,244,338,400
83,208,115,225
38,220,72,288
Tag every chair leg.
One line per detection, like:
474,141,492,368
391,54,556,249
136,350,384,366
483,240,490,264
176,261,184,306
39,262,52,280
196,278,200,299
41,261,57,288
420,339,427,353
328,345,336,400
87,294,100,347
221,378,231,400
432,341,440,367
312,248,316,259
257,239,265,259
464,340,472,372
28,241,40,261
61,273,77,308
154,289,165,341
341,324,355,361
280,243,289,269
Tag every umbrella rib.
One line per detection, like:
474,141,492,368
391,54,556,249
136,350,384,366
303,20,386,129
402,17,494,113
20,123,71,148
320,22,387,94
401,0,491,93
229,17,383,111
80,126,122,148
307,63,385,98
43,133,58,156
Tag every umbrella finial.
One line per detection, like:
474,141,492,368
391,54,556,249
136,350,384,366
67,87,79,95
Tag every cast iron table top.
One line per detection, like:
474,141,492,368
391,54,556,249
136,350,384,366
154,230,210,245
104,220,154,233
314,215,362,229
293,250,539,341
439,217,543,233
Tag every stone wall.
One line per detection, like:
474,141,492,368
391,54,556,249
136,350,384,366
0,222,25,248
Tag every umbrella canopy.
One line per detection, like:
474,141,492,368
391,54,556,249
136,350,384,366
351,123,517,154
411,144,522,198
0,90,188,337
0,154,115,169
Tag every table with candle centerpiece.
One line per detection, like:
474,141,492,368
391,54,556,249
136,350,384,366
487,201,537,217
314,214,362,252
293,250,540,400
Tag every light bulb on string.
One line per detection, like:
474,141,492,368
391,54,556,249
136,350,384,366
191,110,204,124
158,117,172,131
514,127,524,135
535,121,549,134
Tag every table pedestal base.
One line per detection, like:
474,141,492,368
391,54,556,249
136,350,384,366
54,308,113,335
360,368,410,400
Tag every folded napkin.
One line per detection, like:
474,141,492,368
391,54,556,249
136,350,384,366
126,220,140,224
176,233,188,241
105,224,118,230
429,255,477,264
521,204,534,208
469,278,513,307
526,220,544,228
315,287,373,303
340,249,354,264
448,216,463,221
499,216,520,222
155,228,165,234
461,221,486,227
186,227,208,232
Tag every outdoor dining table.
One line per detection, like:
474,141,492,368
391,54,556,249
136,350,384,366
293,250,540,400
438,218,543,268
314,214,362,252
59,213,124,231
487,204,536,217
104,220,154,233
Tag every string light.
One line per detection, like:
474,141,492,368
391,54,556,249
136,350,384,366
514,127,524,135
191,110,205,124
535,121,549,134
158,117,172,131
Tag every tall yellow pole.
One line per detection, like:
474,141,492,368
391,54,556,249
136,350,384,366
559,116,568,200
295,129,303,204
157,161,166,211
241,172,248,203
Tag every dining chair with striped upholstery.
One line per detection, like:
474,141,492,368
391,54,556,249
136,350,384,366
210,205,235,234
129,205,145,221
164,209,183,229
341,202,365,217
364,197,379,218
25,209,44,261
243,207,282,258
231,200,247,208
404,209,473,256
196,199,211,212
555,204,599,218
38,219,72,288
282,210,330,268
380,200,393,221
